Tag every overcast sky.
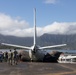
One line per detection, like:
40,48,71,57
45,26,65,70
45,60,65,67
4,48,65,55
0,0,76,37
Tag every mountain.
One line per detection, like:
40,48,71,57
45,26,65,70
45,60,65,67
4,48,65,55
0,34,76,49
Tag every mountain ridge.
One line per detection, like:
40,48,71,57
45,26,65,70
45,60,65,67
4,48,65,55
0,33,76,49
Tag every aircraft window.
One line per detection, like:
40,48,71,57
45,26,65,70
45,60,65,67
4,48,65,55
72,58,76,62
66,59,71,61
62,59,65,61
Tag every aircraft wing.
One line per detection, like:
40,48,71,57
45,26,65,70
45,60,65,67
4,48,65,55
39,44,67,50
1,43,31,50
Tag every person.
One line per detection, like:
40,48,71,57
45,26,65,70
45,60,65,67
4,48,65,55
19,53,22,61
13,49,18,65
8,50,13,65
0,51,3,62
4,51,8,62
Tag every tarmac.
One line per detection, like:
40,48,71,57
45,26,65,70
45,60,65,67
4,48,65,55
0,62,76,75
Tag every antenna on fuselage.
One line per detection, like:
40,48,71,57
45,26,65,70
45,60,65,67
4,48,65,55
34,8,37,46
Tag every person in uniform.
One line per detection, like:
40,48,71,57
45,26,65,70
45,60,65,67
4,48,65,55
13,49,18,65
8,50,13,65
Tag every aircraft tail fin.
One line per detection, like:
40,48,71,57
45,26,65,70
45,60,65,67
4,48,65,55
34,8,37,46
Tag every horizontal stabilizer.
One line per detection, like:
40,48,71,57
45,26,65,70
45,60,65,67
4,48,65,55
39,44,67,50
1,43,31,50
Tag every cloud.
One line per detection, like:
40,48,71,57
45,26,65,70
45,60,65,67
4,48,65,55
43,22,76,35
0,13,76,37
0,13,29,31
0,13,30,36
44,0,58,4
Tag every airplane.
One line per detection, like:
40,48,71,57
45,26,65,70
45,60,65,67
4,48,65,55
58,54,76,63
1,8,67,62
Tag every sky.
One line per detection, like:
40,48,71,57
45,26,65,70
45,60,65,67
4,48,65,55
0,0,76,37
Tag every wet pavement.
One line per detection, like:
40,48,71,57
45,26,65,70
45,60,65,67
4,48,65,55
0,62,76,75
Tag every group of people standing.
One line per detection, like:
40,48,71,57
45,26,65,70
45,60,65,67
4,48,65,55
3,49,18,65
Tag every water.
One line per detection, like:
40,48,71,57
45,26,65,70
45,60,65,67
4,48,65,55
47,50,76,54
0,49,76,54
0,49,21,53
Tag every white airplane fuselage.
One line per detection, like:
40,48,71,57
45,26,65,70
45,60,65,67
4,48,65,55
29,45,45,61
